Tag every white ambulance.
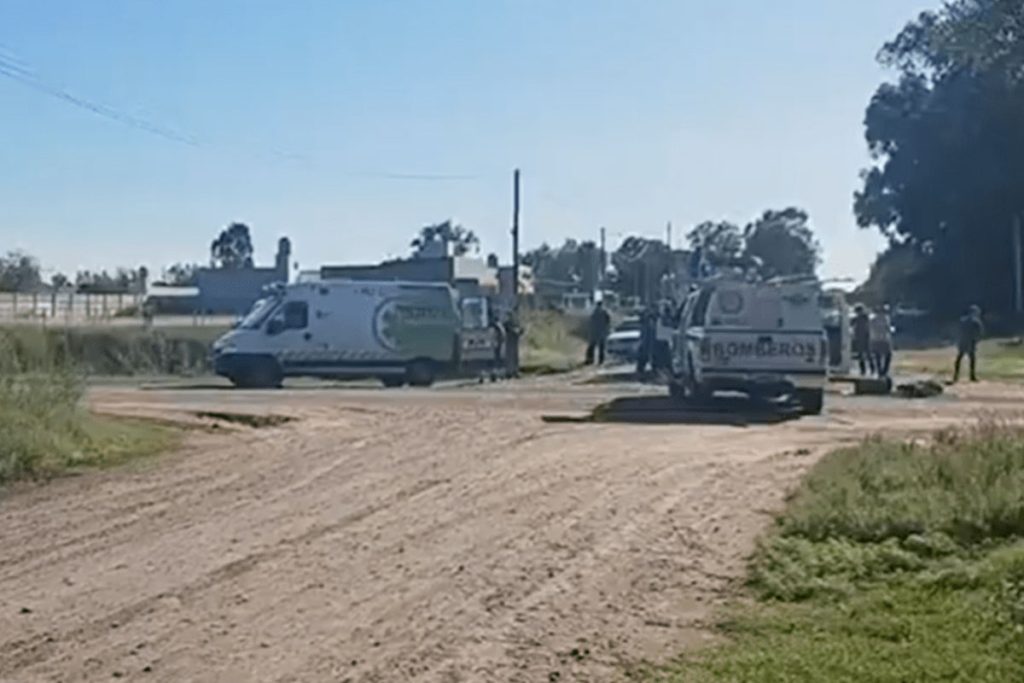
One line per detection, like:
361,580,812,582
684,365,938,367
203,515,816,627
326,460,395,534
212,280,494,388
669,279,829,414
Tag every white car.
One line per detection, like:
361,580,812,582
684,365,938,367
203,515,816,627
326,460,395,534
669,281,828,414
607,318,643,361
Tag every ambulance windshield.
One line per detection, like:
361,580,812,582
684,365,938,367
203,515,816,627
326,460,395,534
239,295,281,330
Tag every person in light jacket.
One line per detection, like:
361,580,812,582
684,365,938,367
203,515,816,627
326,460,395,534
851,304,873,376
869,304,894,379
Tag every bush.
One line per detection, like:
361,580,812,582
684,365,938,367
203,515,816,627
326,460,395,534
776,425,1024,548
520,309,588,373
0,332,175,483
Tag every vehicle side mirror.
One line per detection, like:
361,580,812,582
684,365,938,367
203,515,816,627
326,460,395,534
266,319,283,335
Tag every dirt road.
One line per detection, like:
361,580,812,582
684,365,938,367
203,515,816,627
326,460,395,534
1,376,1019,682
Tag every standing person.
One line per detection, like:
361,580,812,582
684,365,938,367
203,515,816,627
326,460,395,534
653,302,674,373
585,300,612,366
141,299,155,331
635,305,656,377
870,304,894,378
953,305,984,383
503,310,521,378
851,304,873,376
489,314,506,381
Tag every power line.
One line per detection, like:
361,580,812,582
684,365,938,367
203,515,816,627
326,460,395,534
0,43,31,72
360,172,480,181
0,56,200,147
0,48,483,182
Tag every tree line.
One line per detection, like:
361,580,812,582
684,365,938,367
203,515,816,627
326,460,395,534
0,222,262,293
0,250,151,294
522,207,820,302
4,208,823,299
855,0,1024,320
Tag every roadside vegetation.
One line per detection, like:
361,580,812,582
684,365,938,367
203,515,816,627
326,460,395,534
0,330,177,484
520,309,588,374
0,325,222,376
896,339,1024,382
2,313,590,379
651,423,1024,682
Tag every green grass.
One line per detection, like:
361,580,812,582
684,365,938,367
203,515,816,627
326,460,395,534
652,424,1024,682
0,325,224,376
0,334,179,484
896,339,1024,381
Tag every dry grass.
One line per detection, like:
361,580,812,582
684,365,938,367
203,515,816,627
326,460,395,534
520,309,588,374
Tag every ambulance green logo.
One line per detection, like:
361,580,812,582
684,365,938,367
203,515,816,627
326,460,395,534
372,297,458,357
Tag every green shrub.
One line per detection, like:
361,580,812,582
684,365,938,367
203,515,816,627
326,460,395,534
777,425,1024,547
0,332,176,483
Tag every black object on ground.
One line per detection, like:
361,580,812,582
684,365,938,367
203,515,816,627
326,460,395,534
853,377,893,396
895,379,944,399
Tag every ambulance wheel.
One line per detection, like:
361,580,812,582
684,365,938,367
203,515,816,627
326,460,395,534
406,360,436,388
380,376,406,388
797,389,824,415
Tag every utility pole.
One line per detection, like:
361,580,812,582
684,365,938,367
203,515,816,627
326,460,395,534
599,226,607,291
666,221,673,249
508,169,521,377
1015,214,1023,316
512,169,520,306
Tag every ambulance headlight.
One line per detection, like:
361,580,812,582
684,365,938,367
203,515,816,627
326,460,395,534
213,340,235,354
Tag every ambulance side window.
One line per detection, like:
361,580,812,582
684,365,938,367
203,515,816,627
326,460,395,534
278,301,308,331
690,289,713,327
680,297,695,328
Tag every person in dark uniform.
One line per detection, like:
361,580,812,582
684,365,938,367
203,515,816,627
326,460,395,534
635,305,657,377
489,315,506,381
585,300,612,365
851,304,873,376
652,301,674,373
953,305,984,383
503,311,521,378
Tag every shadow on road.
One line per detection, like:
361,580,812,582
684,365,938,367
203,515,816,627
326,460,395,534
544,394,804,427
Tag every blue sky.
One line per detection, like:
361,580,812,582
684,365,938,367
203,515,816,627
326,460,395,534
0,0,936,282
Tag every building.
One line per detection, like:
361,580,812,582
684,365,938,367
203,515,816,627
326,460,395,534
191,237,291,315
320,255,498,301
497,265,534,311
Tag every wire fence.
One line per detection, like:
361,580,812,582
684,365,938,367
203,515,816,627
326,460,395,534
0,291,142,322
0,292,230,328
